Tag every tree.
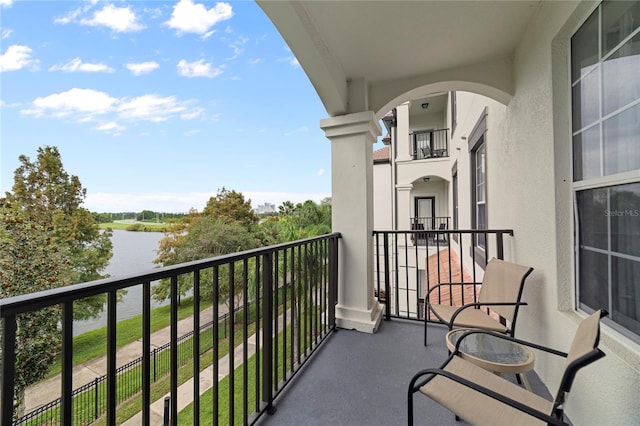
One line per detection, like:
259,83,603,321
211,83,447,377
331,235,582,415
152,217,257,315
203,187,257,230
0,199,64,417
6,146,113,319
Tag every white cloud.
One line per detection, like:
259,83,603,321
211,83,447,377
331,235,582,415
22,88,117,118
125,61,159,76
2,29,13,39
0,0,14,7
165,0,233,36
49,57,114,73
181,107,204,120
284,125,309,137
0,45,37,72
227,36,249,60
21,88,203,131
95,121,125,135
278,56,300,69
117,94,188,122
80,4,144,32
54,2,97,25
248,58,261,65
317,168,325,177
177,59,222,78
83,191,330,213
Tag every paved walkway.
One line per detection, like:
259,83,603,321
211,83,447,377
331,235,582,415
24,304,229,413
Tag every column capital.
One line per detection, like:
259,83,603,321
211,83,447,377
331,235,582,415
320,111,381,141
396,184,414,192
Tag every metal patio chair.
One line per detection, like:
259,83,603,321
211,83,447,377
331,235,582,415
409,309,608,425
424,258,534,346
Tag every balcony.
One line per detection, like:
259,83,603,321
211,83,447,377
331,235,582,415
1,230,552,425
409,217,450,247
412,129,449,160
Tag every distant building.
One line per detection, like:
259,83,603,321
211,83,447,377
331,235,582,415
254,202,276,215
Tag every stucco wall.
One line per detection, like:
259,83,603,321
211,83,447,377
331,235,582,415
497,1,640,424
373,161,392,230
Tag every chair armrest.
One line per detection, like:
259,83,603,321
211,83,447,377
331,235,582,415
453,329,568,358
408,364,566,426
449,301,528,325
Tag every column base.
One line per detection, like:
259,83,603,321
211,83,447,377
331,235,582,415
335,302,384,334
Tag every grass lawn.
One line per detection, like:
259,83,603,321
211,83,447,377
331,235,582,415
46,297,212,378
99,221,169,232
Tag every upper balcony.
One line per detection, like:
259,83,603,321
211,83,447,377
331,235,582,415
412,129,449,161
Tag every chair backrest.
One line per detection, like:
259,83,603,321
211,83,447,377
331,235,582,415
552,310,607,416
477,258,534,324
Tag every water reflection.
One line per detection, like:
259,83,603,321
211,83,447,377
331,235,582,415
73,229,166,336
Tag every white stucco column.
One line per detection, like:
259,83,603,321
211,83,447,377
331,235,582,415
320,111,384,333
395,102,411,161
396,184,413,230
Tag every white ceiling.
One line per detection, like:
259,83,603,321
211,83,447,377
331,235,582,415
258,1,542,116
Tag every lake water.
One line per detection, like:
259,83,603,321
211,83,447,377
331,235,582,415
73,229,167,335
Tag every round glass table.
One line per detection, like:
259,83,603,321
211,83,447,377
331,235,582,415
445,329,535,390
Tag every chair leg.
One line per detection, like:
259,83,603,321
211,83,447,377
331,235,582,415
424,317,428,346
408,389,415,426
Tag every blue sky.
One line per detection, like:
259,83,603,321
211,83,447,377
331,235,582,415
0,0,339,213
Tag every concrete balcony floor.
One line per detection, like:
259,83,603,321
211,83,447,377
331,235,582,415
256,319,551,426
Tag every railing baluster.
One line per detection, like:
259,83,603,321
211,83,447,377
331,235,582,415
61,302,73,424
242,258,249,426
228,262,235,426
1,315,17,426
261,252,274,414
170,275,178,425
142,281,151,426
213,265,219,426
193,270,200,426
107,290,117,426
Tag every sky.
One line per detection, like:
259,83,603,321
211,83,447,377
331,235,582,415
0,0,342,213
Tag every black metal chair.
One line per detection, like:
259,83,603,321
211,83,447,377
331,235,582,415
409,309,608,425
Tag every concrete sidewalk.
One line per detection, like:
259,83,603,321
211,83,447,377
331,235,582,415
24,304,229,413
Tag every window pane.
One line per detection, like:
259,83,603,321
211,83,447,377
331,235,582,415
603,103,640,176
579,249,609,311
572,9,600,82
577,188,608,250
572,66,601,131
610,182,640,257
602,0,640,56
573,125,601,180
603,33,640,115
611,256,640,335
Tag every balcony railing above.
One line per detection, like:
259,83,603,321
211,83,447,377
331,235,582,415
412,128,449,160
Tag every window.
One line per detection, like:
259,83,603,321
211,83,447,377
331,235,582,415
469,109,488,265
572,0,640,339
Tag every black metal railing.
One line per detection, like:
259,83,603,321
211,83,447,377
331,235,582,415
412,128,449,160
410,217,450,246
373,229,513,321
1,233,340,425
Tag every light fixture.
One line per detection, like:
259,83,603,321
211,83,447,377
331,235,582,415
421,102,429,109
423,177,430,182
